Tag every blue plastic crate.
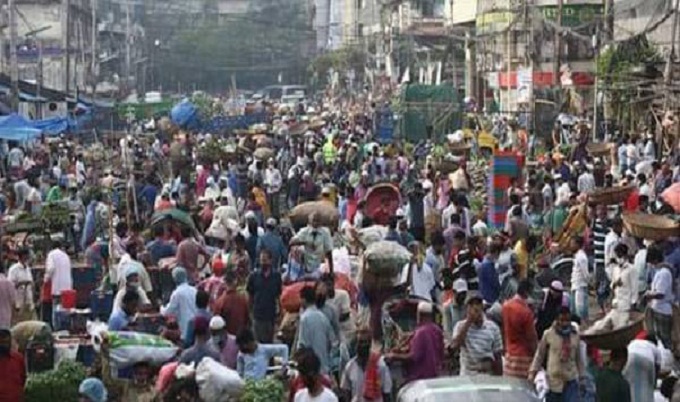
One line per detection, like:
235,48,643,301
89,290,114,321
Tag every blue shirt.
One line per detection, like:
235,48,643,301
256,232,287,270
108,309,132,331
161,283,198,338
478,257,500,304
146,239,177,265
236,343,289,380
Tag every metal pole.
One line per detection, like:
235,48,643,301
125,0,131,91
91,0,97,98
553,0,563,86
9,0,19,112
592,31,598,141
64,0,71,94
37,40,43,119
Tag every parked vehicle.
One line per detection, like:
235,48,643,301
397,376,541,402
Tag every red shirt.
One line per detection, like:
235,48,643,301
0,352,26,402
501,296,537,357
214,289,251,336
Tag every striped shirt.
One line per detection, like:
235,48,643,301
453,318,503,375
592,219,607,273
453,248,478,291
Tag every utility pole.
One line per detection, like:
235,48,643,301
663,0,680,157
125,0,131,92
64,0,71,95
91,0,97,98
553,0,563,86
592,29,599,141
37,39,43,118
526,0,536,133
8,0,19,112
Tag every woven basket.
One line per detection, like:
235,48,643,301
289,201,339,230
586,142,613,157
623,213,680,241
587,185,634,205
581,312,645,350
448,142,472,155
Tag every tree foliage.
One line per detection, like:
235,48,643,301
159,0,313,90
309,47,367,80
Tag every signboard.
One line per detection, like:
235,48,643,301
116,100,174,120
516,67,533,104
540,4,602,27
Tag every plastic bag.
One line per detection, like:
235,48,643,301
658,341,673,375
106,331,179,368
364,241,411,277
196,357,244,402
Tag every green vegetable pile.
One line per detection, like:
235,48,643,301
25,360,87,402
240,378,285,402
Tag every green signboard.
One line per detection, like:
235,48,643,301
541,4,602,28
116,100,174,121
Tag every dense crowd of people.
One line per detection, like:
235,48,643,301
0,102,678,402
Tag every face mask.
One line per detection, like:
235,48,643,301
128,281,140,289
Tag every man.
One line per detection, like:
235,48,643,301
529,307,584,402
478,243,501,305
265,159,283,218
570,236,590,321
514,235,537,280
297,286,335,375
161,267,198,340
324,274,355,346
112,265,151,312
645,245,673,348
290,213,334,274
623,335,660,402
175,227,210,283
443,279,468,342
592,204,609,313
507,203,529,245
501,280,537,378
536,281,568,338
178,316,221,366
183,290,212,348
577,164,596,194
45,241,72,323
405,242,436,302
197,257,226,311
236,328,289,380
0,328,26,401
340,330,392,402
407,183,426,242
247,249,282,343
215,270,251,338
451,293,503,375
108,290,140,331
256,218,287,271
424,232,446,284
8,248,35,324
595,348,631,402
116,243,153,302
609,244,636,319
209,316,238,369
294,349,338,402
242,211,264,264
0,266,17,329
146,226,176,266
386,302,443,383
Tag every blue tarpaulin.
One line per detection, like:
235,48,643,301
31,116,69,136
0,114,42,141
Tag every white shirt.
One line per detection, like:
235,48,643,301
611,262,636,311
406,262,436,302
626,143,639,165
8,262,34,308
604,231,621,269
45,248,73,297
650,267,674,316
633,248,648,297
294,388,338,402
265,167,283,194
571,249,590,290
556,182,571,205
577,172,596,194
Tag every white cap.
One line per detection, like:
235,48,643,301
209,316,226,330
453,279,468,293
417,301,434,314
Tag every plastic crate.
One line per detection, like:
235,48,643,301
72,266,100,286
89,290,114,322
54,308,91,334
76,283,97,309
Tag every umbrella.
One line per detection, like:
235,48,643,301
662,183,680,213
150,208,196,231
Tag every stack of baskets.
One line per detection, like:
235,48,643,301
586,142,613,158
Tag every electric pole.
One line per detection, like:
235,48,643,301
125,0,131,92
64,0,71,94
553,0,563,86
91,0,97,98
8,0,19,112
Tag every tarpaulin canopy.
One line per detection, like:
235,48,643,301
32,116,69,136
0,114,42,141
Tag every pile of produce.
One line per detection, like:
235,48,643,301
41,202,72,230
466,161,489,216
25,360,86,402
241,378,285,402
196,138,235,166
363,240,411,277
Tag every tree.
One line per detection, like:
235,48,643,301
597,36,662,124
158,0,314,90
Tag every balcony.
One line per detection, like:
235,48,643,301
400,0,447,36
